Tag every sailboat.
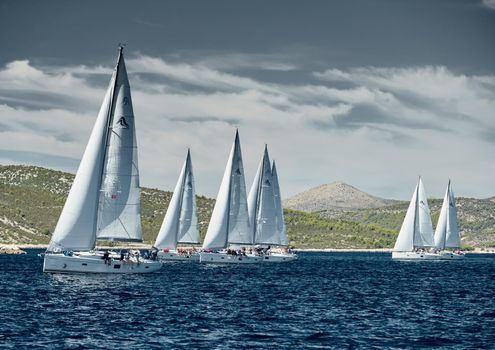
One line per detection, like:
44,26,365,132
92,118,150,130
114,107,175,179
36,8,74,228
392,177,441,260
153,149,201,261
43,47,162,273
199,130,261,264
434,180,465,259
269,160,297,261
247,146,296,262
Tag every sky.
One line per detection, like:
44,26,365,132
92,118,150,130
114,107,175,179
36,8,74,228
0,0,494,200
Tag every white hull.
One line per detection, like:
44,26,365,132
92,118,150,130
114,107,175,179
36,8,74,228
43,252,162,273
392,251,443,260
157,251,200,262
259,253,298,262
438,251,465,259
199,252,262,264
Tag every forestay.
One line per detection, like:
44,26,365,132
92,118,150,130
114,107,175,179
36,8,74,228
434,181,460,249
248,146,278,245
202,131,251,250
272,161,289,246
394,177,434,252
96,51,142,242
47,49,126,252
154,150,199,250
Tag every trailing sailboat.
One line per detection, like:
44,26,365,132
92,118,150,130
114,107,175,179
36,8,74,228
392,177,440,260
434,180,464,259
153,149,201,261
247,146,296,262
199,130,261,264
43,47,161,273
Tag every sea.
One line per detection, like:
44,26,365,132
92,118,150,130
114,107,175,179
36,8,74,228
1,251,494,349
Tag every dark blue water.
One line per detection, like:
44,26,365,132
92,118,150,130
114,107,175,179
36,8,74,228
1,251,494,349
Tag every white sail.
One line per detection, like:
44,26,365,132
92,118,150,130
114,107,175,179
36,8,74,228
47,51,120,252
415,178,435,248
178,151,200,245
394,183,418,252
154,150,199,250
248,146,278,245
247,149,263,241
394,177,434,252
203,130,251,249
272,161,289,246
434,181,460,249
96,51,142,242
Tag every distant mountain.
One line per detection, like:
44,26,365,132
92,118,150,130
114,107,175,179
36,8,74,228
284,182,396,212
285,182,495,248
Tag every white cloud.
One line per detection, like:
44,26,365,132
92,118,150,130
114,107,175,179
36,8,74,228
1,55,494,200
482,0,495,10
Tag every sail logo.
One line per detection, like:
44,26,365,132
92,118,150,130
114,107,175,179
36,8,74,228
115,117,129,129
235,168,242,175
123,96,129,105
264,179,271,186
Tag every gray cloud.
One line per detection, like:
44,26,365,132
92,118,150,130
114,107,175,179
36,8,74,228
482,0,495,10
0,55,494,199
166,116,241,126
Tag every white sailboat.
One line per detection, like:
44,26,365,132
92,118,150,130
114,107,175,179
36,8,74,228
199,130,261,264
153,149,200,261
247,146,296,262
43,47,162,273
434,180,465,259
392,177,441,260
268,160,297,261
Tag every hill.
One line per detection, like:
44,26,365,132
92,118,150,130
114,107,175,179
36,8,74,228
0,165,400,249
284,182,396,212
320,198,495,248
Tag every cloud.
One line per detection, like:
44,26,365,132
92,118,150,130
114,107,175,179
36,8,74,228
314,66,495,137
0,54,494,199
482,0,495,10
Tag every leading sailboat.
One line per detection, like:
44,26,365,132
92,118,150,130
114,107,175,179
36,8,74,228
433,180,465,259
153,149,201,261
43,47,161,273
392,177,440,260
199,130,261,264
247,146,296,262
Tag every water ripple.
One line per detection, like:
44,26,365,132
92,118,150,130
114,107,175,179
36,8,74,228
0,251,494,349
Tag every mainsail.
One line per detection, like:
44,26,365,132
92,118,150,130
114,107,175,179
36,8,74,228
154,150,200,250
247,146,278,245
47,47,141,251
434,180,460,250
202,130,251,250
394,177,435,252
272,161,289,246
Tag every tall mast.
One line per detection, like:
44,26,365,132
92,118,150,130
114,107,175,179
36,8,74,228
175,149,190,245
252,144,268,243
412,177,420,249
93,45,124,246
442,179,451,250
223,129,238,247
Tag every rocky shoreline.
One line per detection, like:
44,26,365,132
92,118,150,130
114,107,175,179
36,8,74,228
0,245,27,254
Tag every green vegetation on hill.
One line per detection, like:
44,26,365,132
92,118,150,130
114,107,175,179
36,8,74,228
0,165,403,249
285,209,397,248
319,197,495,248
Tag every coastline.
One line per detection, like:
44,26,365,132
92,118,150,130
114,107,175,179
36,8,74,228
2,244,494,254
